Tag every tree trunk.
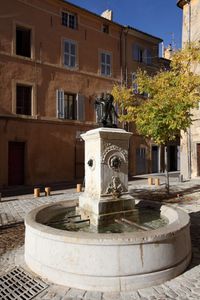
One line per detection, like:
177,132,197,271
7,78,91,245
164,144,170,194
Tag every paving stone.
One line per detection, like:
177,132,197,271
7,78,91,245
65,288,86,299
138,287,159,298
120,291,141,300
84,291,102,300
102,292,121,300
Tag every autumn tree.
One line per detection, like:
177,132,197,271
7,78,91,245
112,43,200,192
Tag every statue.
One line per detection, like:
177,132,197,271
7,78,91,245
95,93,118,128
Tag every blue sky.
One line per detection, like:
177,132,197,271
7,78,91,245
67,0,183,50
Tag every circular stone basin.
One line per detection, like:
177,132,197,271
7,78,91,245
25,200,191,292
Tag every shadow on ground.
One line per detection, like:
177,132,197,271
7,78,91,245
187,211,200,270
129,184,200,203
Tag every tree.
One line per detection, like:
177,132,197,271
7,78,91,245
112,43,200,193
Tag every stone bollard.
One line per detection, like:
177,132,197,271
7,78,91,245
45,187,51,196
155,178,160,186
148,177,153,185
77,184,82,192
34,188,40,198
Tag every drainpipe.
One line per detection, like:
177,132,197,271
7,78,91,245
187,0,192,179
124,26,129,87
119,27,123,86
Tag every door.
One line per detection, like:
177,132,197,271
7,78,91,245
8,142,25,185
136,147,146,174
197,144,200,176
75,140,84,180
168,145,177,171
152,146,159,173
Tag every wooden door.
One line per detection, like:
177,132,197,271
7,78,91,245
75,140,84,180
8,142,25,185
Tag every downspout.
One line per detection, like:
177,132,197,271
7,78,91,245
124,26,129,87
119,27,123,86
187,0,192,179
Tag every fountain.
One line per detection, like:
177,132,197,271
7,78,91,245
25,96,191,292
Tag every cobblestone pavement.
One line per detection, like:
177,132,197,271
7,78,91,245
1,178,200,299
0,189,78,227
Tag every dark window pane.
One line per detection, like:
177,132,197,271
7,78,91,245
64,93,76,120
70,56,75,67
101,53,105,63
62,12,68,26
102,24,109,34
106,54,110,64
70,43,75,55
16,27,31,57
16,85,32,115
101,64,105,75
64,41,69,53
106,66,110,75
64,54,69,66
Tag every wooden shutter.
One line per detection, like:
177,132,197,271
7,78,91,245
56,89,64,118
76,94,85,121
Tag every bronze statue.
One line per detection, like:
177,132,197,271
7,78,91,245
95,93,118,128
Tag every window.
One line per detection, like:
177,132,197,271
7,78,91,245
16,85,32,115
131,72,149,97
62,11,77,29
133,45,152,65
101,52,111,76
56,90,85,121
132,72,138,94
63,40,77,68
16,26,31,58
102,24,109,34
146,49,152,65
64,93,76,120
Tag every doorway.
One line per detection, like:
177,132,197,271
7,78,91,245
8,142,25,185
152,145,159,173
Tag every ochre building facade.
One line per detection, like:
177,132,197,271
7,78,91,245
0,0,167,189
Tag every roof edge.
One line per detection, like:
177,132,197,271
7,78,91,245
126,26,163,43
58,0,162,43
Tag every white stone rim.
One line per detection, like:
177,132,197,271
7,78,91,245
25,199,190,245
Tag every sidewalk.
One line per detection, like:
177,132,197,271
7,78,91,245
1,177,200,299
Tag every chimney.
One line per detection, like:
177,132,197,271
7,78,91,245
101,9,113,21
164,44,173,60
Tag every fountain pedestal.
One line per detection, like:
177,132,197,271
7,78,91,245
79,128,135,226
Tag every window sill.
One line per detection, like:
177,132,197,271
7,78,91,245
12,54,34,62
63,64,79,71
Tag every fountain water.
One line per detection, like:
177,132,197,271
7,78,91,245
25,128,191,292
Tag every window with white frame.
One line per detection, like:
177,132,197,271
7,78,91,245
100,52,111,76
62,11,77,29
63,40,77,68
56,90,85,121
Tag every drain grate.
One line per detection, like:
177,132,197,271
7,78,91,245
0,267,48,300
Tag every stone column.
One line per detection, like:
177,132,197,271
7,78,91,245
79,128,135,226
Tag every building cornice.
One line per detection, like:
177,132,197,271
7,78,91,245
177,0,190,9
